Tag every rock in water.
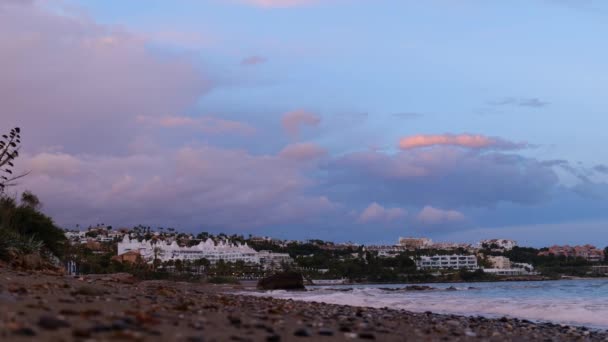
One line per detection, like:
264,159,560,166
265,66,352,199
257,272,305,290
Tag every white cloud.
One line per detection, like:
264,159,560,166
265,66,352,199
358,202,406,223
417,206,465,225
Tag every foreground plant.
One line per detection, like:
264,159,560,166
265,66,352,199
0,127,26,194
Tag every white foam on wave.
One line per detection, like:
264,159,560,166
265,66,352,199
244,286,608,329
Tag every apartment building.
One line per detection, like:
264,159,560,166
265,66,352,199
415,254,478,270
538,245,605,263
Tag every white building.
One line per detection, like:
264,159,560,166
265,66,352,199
487,256,511,269
482,268,530,276
64,230,86,240
512,262,535,272
377,250,397,258
482,257,535,276
478,239,517,250
415,255,478,270
257,250,293,270
398,237,433,250
117,236,293,268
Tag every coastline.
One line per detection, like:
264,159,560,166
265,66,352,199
307,275,608,287
1,268,607,341
240,280,608,332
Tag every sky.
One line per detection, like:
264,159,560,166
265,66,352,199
2,0,608,247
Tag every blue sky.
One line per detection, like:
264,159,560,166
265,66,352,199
3,0,608,246
68,0,608,161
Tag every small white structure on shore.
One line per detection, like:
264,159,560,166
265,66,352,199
482,268,531,276
118,236,259,264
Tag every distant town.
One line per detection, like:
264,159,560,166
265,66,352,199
63,225,608,283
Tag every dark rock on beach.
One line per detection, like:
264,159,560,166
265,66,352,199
404,285,435,291
257,272,305,291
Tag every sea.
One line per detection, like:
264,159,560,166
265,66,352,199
247,279,608,329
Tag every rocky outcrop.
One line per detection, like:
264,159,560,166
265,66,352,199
85,273,139,285
380,285,436,292
257,271,305,291
403,285,435,291
7,252,62,273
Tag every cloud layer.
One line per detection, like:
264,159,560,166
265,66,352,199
137,115,256,136
325,147,559,208
417,206,465,225
491,97,549,108
241,55,267,66
358,202,406,223
0,1,210,155
279,142,327,161
281,110,321,138
399,134,526,150
20,146,336,229
4,0,607,244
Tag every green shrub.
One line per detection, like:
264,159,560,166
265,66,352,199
0,192,67,262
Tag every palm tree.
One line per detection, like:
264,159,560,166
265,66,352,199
194,258,210,274
152,245,164,270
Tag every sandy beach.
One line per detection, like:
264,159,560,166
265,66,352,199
0,267,606,341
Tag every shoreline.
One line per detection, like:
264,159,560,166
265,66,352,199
306,275,608,287
236,291,608,333
238,288,608,332
1,268,606,341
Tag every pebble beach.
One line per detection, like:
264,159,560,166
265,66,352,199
1,267,606,342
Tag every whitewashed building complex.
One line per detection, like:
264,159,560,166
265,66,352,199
415,255,478,270
117,236,292,269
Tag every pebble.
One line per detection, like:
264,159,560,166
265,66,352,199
266,334,281,342
37,315,70,330
358,332,376,340
318,328,334,336
186,337,205,342
72,328,92,338
445,320,460,327
293,328,311,337
13,327,37,336
228,316,242,326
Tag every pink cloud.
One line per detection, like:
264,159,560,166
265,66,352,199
358,202,406,223
137,115,256,136
279,142,327,161
417,206,465,225
17,146,335,229
25,153,83,178
241,55,267,66
157,116,198,127
399,134,525,150
0,2,211,155
281,110,321,138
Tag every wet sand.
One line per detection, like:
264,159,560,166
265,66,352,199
0,267,606,341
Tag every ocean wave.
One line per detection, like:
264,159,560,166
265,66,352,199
244,280,608,328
